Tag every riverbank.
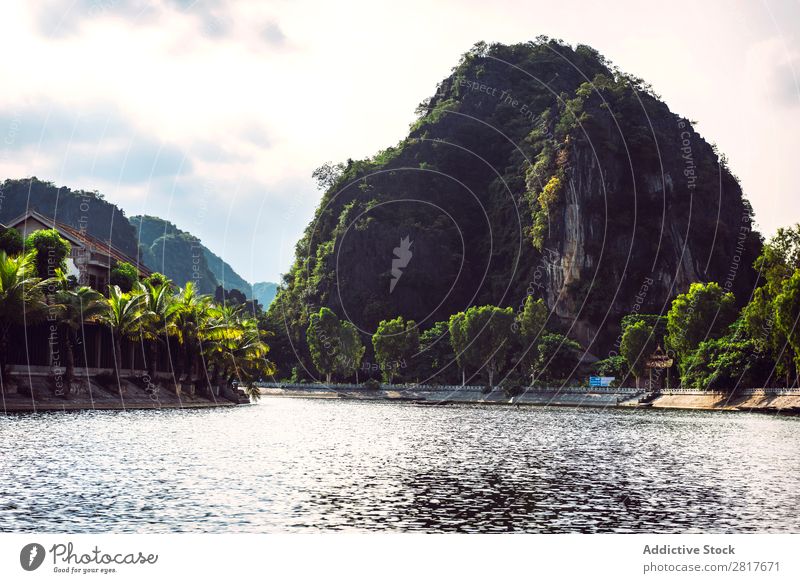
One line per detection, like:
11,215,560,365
257,383,800,414
1,369,248,413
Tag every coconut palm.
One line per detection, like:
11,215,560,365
172,281,211,383
138,279,179,381
200,305,273,399
211,318,273,401
0,251,49,384
52,271,106,394
96,285,147,393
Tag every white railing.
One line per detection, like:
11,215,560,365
258,381,800,397
260,382,640,394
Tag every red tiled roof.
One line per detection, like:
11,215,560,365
8,210,151,276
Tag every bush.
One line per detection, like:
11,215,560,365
145,272,170,289
25,229,71,278
363,378,381,390
0,227,23,255
110,261,139,292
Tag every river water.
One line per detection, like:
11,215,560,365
1,399,798,533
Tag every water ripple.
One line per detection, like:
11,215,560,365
1,400,798,532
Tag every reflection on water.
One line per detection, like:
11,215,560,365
1,399,799,533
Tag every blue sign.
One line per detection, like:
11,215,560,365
589,376,615,387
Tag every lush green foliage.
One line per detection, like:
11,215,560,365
621,320,655,385
25,229,71,279
307,307,346,383
532,333,582,384
338,321,365,380
668,225,800,389
592,355,627,384
110,261,140,293
416,321,457,383
0,227,23,256
775,270,800,374
267,38,761,378
462,305,515,387
0,251,50,378
372,316,419,383
667,282,737,381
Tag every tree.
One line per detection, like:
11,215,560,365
759,225,800,286
742,286,793,386
53,271,107,395
620,313,667,344
517,296,548,382
0,227,23,256
0,252,49,383
740,228,800,386
448,312,468,385
173,281,211,382
533,333,582,383
462,305,515,388
110,261,139,293
775,270,800,384
96,285,147,393
416,321,456,383
666,282,737,380
25,229,71,279
620,320,655,387
682,326,772,390
337,321,365,381
312,162,345,191
519,296,548,339
139,278,179,381
145,272,171,290
372,316,419,383
592,355,627,384
217,319,274,399
306,307,343,383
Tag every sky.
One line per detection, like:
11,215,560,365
0,0,798,284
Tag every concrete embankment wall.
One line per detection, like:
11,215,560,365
650,390,800,412
259,385,642,409
260,384,800,413
2,367,246,412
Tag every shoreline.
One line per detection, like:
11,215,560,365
1,371,249,413
1,399,240,413
257,385,800,414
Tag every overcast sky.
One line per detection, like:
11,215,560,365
1,0,798,283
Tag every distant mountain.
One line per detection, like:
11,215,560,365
0,178,140,258
0,178,254,297
129,215,219,295
252,281,278,308
204,246,253,297
130,215,252,296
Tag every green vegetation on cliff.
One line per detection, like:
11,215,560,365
266,38,761,380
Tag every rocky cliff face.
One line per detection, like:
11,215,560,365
268,39,761,369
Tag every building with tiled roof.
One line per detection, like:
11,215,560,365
6,209,150,290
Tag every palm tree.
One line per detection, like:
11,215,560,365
0,251,49,385
96,285,147,393
201,303,245,384
139,279,179,382
173,282,211,383
52,271,106,395
203,310,273,401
